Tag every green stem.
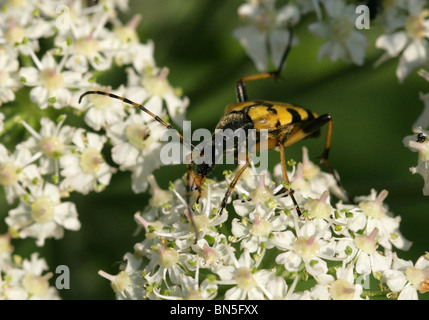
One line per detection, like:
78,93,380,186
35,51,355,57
0,115,22,138
361,288,394,299
19,54,34,68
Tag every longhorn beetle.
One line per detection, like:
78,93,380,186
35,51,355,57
79,26,347,222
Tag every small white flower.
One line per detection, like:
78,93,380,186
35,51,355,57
109,14,144,66
143,244,191,288
1,253,60,300
130,41,156,75
383,253,429,299
275,221,336,277
232,172,277,218
234,212,288,252
356,189,412,251
375,0,429,82
309,0,368,65
60,129,116,194
152,258,218,300
5,181,80,246
352,228,393,277
19,52,83,109
192,178,230,220
53,2,117,73
279,237,325,276
172,274,218,300
137,178,229,241
216,250,276,300
98,252,145,300
231,173,293,239
20,116,75,176
127,63,189,126
303,190,334,220
0,0,38,21
137,174,174,221
265,273,301,299
324,263,363,300
233,0,300,72
0,52,21,105
0,143,39,204
191,235,234,271
0,13,54,55
107,111,165,193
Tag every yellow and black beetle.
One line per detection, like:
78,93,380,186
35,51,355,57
79,27,346,220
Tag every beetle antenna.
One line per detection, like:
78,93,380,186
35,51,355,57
235,23,295,102
272,23,294,77
79,91,196,150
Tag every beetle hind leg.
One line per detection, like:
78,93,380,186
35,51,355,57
219,156,251,216
235,25,294,102
304,114,351,202
277,142,303,216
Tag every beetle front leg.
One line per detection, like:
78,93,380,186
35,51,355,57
219,157,251,216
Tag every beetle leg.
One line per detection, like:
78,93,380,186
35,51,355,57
185,163,194,208
277,142,302,216
236,26,294,102
184,163,200,238
315,117,351,202
296,114,351,202
219,156,251,216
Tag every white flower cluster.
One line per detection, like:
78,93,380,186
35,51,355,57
0,0,188,242
404,71,429,195
0,0,188,298
233,0,429,80
99,147,429,300
0,235,59,300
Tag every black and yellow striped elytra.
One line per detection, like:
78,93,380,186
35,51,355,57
199,100,324,176
206,99,335,216
193,101,319,181
220,100,322,147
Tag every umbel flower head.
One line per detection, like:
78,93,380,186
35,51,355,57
404,70,429,196
99,147,427,300
0,0,190,295
0,250,60,300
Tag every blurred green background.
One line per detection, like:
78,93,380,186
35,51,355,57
1,0,429,299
